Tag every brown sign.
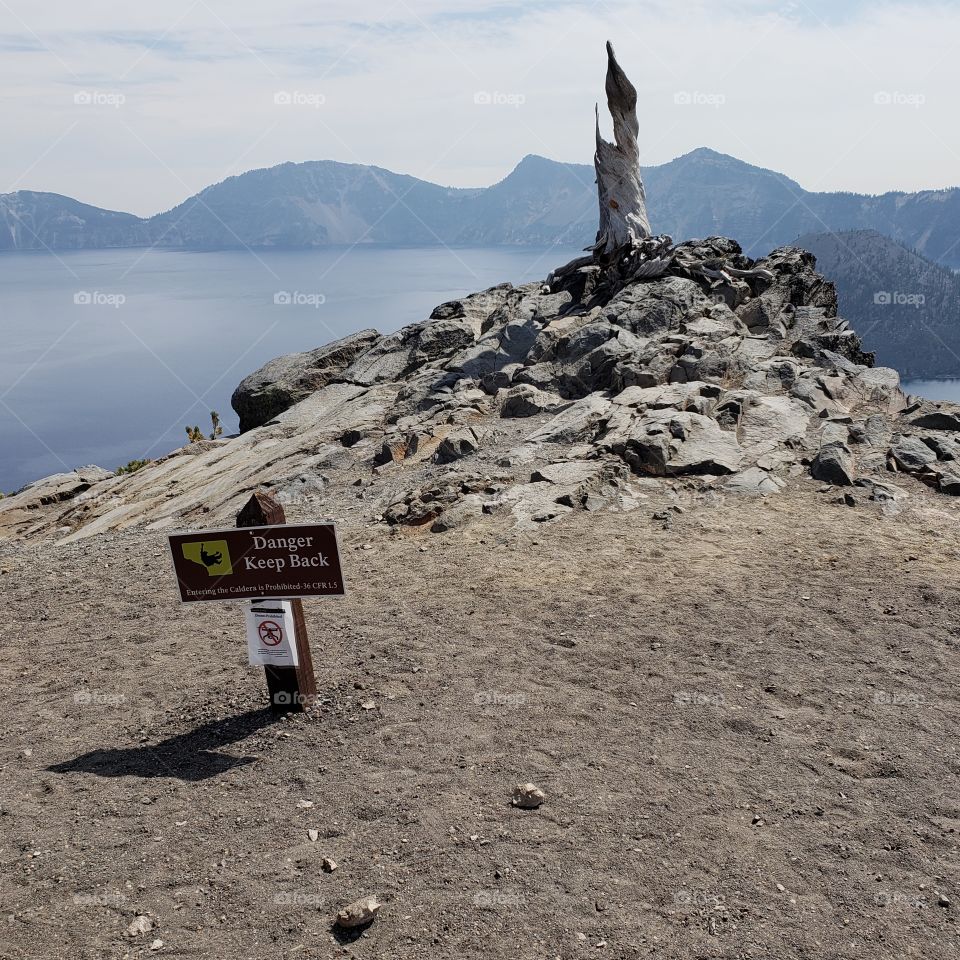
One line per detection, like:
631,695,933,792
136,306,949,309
168,523,345,603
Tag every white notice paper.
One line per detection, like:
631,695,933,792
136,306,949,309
246,600,299,667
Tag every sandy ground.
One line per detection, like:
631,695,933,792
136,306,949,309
1,483,959,959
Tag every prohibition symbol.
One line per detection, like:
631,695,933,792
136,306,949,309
258,620,283,646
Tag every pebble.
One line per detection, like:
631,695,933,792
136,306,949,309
296,800,314,809
335,896,381,928
126,915,154,937
512,783,546,809
149,939,164,952
322,857,338,873
307,829,319,842
938,893,951,908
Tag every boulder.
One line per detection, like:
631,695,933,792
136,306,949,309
738,395,812,452
937,468,960,496
612,411,744,477
908,401,960,432
889,436,938,473
430,283,516,333
500,384,567,419
725,467,786,496
232,329,380,431
524,394,613,445
602,277,709,335
433,429,481,464
810,442,855,486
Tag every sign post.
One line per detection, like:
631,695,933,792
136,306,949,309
238,492,317,712
168,491,345,713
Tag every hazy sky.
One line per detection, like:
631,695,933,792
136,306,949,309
1,0,958,215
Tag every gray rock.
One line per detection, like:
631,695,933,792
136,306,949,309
848,414,890,447
603,277,709,335
810,442,855,485
855,478,908,502
430,495,484,532
938,469,960,496
524,394,613,445
273,472,327,505
921,435,958,461
232,328,379,431
612,411,744,477
889,436,938,473
412,317,477,365
433,429,480,464
738,395,812,451
909,401,960,432
481,363,523,394
430,283,515,331
452,314,542,379
531,461,610,486
500,384,567,419
725,467,786,496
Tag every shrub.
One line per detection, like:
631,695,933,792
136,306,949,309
115,459,150,476
186,411,224,443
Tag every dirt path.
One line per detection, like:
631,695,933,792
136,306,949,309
1,485,959,958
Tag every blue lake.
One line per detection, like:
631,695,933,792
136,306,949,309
0,245,581,493
901,379,960,403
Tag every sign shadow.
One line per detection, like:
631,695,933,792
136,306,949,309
47,708,278,782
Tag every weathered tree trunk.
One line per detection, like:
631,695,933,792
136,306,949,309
593,41,651,256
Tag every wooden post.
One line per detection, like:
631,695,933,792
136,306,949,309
237,491,317,713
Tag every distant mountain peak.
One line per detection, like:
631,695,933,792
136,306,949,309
4,152,960,271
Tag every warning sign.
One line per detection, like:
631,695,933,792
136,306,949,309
258,620,283,646
168,523,345,603
246,601,299,667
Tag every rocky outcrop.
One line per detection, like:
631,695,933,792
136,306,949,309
231,329,381,431
5,237,960,543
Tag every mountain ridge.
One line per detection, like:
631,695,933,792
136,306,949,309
5,149,960,267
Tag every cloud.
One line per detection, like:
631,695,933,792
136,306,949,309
0,0,958,214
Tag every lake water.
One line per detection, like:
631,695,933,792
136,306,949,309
900,379,960,403
0,245,581,494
